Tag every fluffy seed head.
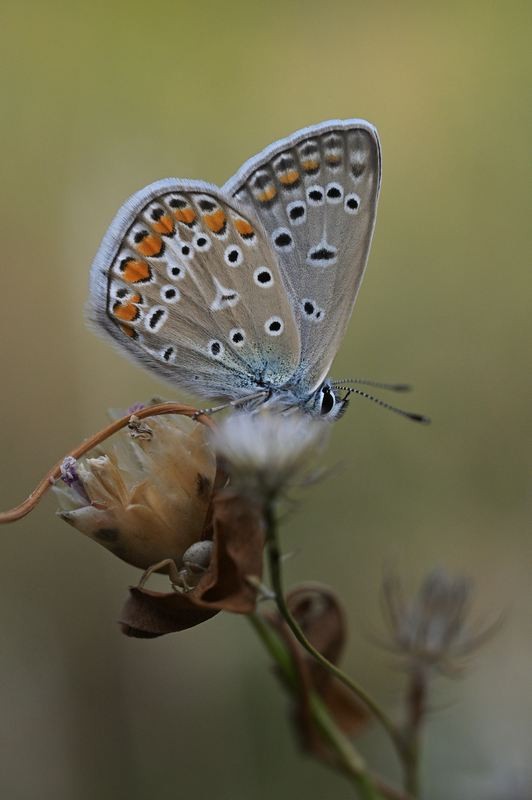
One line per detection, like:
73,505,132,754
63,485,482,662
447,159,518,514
211,411,328,501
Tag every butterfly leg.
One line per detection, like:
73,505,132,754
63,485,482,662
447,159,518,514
192,390,270,420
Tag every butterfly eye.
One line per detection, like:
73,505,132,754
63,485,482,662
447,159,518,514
320,386,336,415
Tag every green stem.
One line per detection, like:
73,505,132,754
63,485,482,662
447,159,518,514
263,502,407,764
401,667,427,797
249,613,381,800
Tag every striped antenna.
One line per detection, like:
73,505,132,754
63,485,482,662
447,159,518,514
337,386,430,424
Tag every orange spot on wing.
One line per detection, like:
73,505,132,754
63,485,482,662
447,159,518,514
257,186,277,203
151,215,175,235
234,218,255,237
136,234,163,257
279,169,300,186
173,208,196,225
301,159,319,172
325,154,342,165
120,324,137,338
113,302,140,322
204,209,226,233
129,293,142,304
121,259,152,283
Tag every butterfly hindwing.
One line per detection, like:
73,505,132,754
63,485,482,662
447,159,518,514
223,120,381,392
88,179,301,400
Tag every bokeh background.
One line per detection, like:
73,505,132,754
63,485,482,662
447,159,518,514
0,1,530,798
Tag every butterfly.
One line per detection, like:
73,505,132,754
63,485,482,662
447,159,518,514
88,119,421,422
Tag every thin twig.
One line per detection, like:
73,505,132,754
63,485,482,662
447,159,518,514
0,403,214,524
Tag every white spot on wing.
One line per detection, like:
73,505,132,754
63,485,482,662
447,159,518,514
286,200,307,226
224,244,243,267
264,316,284,336
325,182,344,204
306,185,325,206
160,285,180,304
306,241,338,267
253,267,274,287
344,192,361,214
211,277,240,311
229,328,246,347
145,306,168,332
208,339,224,359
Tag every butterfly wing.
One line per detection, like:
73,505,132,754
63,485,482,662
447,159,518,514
88,179,301,401
223,119,381,392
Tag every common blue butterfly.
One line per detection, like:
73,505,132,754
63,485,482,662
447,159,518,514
88,119,410,421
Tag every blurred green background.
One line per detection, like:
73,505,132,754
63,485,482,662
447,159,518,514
0,1,530,797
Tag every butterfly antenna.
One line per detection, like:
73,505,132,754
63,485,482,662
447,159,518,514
337,386,430,424
331,378,412,392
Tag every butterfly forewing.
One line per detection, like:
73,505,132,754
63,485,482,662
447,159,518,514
223,120,381,392
89,180,301,400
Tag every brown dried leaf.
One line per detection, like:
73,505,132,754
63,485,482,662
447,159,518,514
285,584,346,692
119,588,218,637
266,584,370,763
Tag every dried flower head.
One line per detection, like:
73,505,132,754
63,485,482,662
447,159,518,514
382,567,495,675
53,411,216,571
46,404,271,636
211,411,328,502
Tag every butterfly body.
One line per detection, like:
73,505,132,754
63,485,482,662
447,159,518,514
88,120,381,419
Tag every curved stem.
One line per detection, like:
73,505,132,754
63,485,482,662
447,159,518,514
249,613,408,800
0,403,214,524
263,502,407,763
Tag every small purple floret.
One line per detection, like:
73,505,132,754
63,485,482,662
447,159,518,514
127,402,146,415
60,456,90,503
60,456,80,486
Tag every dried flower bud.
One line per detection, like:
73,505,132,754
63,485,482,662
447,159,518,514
53,412,216,571
211,411,328,502
382,567,495,675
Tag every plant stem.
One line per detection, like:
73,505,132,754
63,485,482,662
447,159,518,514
401,667,427,797
263,502,407,764
249,613,396,800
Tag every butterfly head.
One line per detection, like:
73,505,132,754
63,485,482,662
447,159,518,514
307,380,350,421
